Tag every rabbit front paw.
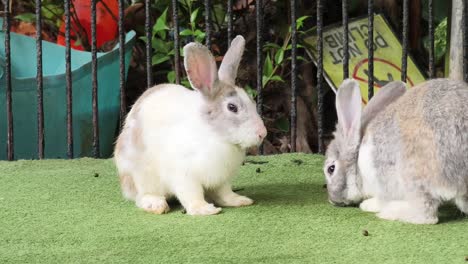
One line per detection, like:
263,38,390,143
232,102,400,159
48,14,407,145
220,195,254,207
186,202,222,216
136,195,170,214
209,185,254,207
376,200,439,224
455,196,468,214
359,198,381,213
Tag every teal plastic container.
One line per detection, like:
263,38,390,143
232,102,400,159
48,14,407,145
0,24,136,160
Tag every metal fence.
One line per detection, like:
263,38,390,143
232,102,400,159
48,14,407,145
1,0,467,161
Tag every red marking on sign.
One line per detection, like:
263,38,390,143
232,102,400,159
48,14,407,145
352,58,415,88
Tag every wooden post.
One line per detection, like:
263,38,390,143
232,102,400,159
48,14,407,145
409,0,421,50
449,0,464,80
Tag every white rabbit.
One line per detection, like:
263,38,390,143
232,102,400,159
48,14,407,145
324,78,468,224
114,36,267,215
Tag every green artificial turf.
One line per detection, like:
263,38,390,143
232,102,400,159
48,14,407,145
0,154,467,264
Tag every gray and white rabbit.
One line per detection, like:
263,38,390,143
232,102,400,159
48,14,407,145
324,78,468,224
114,35,267,215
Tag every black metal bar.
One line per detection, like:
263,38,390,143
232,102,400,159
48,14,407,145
463,0,468,82
342,0,349,78
317,0,324,154
401,0,409,82
65,0,73,158
205,0,212,49
91,0,100,158
367,0,374,99
256,0,264,154
428,0,435,78
118,0,126,127
36,0,44,159
290,0,297,152
145,0,153,87
227,0,233,45
4,0,13,161
171,0,181,84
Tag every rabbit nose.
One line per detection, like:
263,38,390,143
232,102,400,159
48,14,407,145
257,125,267,140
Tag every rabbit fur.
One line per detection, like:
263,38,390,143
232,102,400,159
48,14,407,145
324,78,468,224
114,35,267,215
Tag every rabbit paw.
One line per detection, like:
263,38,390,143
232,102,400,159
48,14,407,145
187,203,222,216
220,195,254,207
136,195,170,214
376,201,438,224
455,196,468,214
359,198,381,213
210,185,254,207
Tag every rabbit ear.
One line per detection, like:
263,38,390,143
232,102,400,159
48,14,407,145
183,42,219,97
361,81,406,132
336,79,362,137
218,35,245,85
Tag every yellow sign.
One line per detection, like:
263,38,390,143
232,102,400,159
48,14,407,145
304,14,426,104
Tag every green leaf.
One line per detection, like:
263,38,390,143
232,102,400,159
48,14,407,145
423,17,447,62
42,3,63,21
152,53,171,65
263,43,281,51
213,4,227,28
179,29,193,36
167,71,176,83
296,15,310,30
182,79,191,88
153,8,169,35
262,76,270,88
270,75,284,82
286,44,304,50
275,48,285,65
297,16,310,24
193,29,206,37
297,56,307,62
289,16,310,32
190,8,200,24
14,13,36,23
152,38,169,53
285,55,307,62
157,30,167,40
195,33,206,43
183,0,192,10
263,54,273,77
74,38,83,48
245,84,258,99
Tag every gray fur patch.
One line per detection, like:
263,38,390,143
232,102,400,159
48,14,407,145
364,102,403,201
326,78,468,210
226,90,237,98
201,82,253,145
367,78,468,205
325,124,361,205
421,79,468,195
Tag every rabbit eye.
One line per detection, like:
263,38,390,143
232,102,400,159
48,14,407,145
327,165,335,175
227,103,238,113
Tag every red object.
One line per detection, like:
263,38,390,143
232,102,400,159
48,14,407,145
57,0,119,51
